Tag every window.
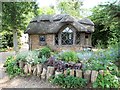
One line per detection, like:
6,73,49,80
61,27,73,45
76,31,81,44
39,35,46,45
55,34,58,45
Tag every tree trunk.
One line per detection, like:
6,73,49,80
13,30,18,54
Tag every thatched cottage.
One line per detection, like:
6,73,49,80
25,14,94,51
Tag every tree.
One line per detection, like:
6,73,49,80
2,2,38,53
89,1,120,48
57,0,83,18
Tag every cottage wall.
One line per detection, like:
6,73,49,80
29,33,92,51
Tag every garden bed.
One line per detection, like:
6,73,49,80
4,46,120,88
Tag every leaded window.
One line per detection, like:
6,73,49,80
76,31,81,44
61,27,73,45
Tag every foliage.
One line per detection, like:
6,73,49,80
16,51,29,62
4,56,15,67
2,2,38,52
93,71,120,88
90,1,120,48
5,56,23,77
57,0,83,18
59,51,78,62
38,46,51,58
26,51,39,65
50,74,87,88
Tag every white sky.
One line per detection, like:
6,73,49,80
36,0,114,9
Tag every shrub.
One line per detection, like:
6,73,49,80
4,56,15,67
51,74,87,88
60,51,78,63
16,51,29,62
38,46,51,58
26,51,40,65
93,71,120,88
5,56,23,77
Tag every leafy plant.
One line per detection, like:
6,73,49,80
4,56,15,67
51,74,87,88
16,51,29,62
5,56,23,77
60,51,78,63
93,71,120,88
38,46,51,58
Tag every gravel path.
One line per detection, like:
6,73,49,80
0,76,58,89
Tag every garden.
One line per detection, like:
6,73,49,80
4,45,120,88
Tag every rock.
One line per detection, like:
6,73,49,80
84,70,91,82
91,70,98,83
19,61,24,69
46,66,55,79
24,64,28,74
37,64,43,77
33,66,37,76
76,70,82,78
41,68,47,80
55,71,63,77
70,69,74,76
28,64,32,74
99,70,104,76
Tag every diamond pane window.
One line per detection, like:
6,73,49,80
76,31,81,44
61,27,73,45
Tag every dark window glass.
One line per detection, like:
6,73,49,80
40,36,45,41
55,34,58,45
76,31,81,44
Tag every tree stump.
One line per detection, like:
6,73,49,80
19,61,24,69
37,64,43,77
84,70,91,82
41,68,47,80
91,70,98,83
70,69,74,76
33,66,37,76
28,64,32,74
24,64,28,74
99,70,104,76
46,66,55,79
76,70,82,78
55,71,63,77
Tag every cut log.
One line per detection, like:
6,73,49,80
70,69,74,76
33,66,37,76
28,64,32,74
19,61,24,69
76,70,82,78
91,70,98,83
84,70,91,82
41,68,47,80
37,64,43,77
55,71,63,77
99,70,104,76
46,66,55,79
24,64,28,74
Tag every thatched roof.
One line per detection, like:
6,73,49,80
25,14,94,34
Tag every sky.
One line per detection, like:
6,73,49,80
36,0,114,9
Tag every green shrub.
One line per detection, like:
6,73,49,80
93,71,120,88
4,56,15,67
5,56,23,77
60,51,78,62
16,51,29,62
38,46,51,58
51,74,87,88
